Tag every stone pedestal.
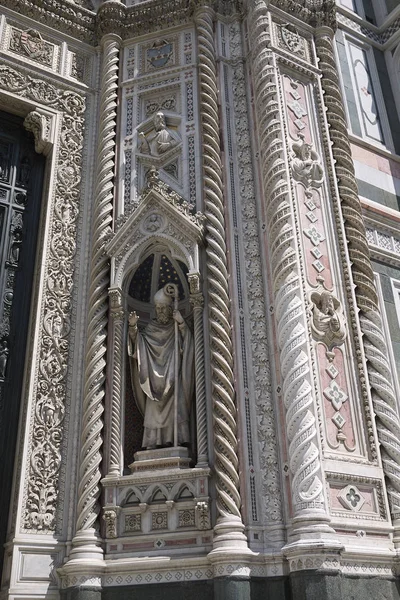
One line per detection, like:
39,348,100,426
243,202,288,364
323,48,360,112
129,446,191,472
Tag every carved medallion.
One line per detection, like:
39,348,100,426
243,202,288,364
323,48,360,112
142,212,165,233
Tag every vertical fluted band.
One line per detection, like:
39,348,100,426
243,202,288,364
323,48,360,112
75,34,120,535
191,294,208,467
194,5,244,533
248,0,328,525
315,28,400,529
108,290,125,476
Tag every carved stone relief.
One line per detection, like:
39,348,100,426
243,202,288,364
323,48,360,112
8,27,55,67
123,32,194,210
277,24,307,58
24,111,52,155
103,509,117,538
195,500,211,530
291,135,324,188
138,111,180,158
140,38,178,74
310,290,346,351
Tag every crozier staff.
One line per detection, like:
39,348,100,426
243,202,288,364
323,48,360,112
127,285,194,450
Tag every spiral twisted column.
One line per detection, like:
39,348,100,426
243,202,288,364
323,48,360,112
248,0,329,534
108,289,125,476
315,28,400,533
71,34,120,559
194,5,248,553
191,292,208,467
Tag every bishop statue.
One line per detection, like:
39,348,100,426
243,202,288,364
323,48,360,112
127,285,194,450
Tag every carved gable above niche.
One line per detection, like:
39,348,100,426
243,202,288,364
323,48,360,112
107,169,204,288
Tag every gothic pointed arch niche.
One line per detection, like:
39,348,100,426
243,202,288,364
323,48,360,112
124,244,194,463
105,170,207,479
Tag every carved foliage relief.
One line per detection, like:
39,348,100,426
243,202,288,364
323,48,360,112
282,73,357,455
0,66,86,532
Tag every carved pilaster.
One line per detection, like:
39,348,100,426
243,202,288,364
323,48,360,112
194,4,248,554
248,0,331,538
71,33,120,559
315,27,400,541
107,288,125,476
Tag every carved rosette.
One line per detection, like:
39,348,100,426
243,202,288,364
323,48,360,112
315,28,400,528
194,5,245,542
248,1,326,523
74,34,120,540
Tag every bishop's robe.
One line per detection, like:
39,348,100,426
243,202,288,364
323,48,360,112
128,318,194,449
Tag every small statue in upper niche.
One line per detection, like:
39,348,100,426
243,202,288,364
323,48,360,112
311,291,346,350
291,134,324,188
139,111,178,157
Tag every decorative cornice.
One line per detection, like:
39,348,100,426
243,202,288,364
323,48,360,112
0,0,96,45
3,0,241,45
269,0,337,30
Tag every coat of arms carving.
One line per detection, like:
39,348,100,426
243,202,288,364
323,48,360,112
9,28,53,66
147,39,174,70
278,24,305,57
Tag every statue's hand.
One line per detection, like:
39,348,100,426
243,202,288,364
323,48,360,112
129,311,139,328
173,310,184,325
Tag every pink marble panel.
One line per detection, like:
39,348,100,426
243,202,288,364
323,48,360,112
297,185,333,289
165,538,197,546
318,345,356,451
283,76,312,144
329,484,377,514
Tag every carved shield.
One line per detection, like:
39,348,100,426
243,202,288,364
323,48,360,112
280,26,303,55
20,29,45,59
147,41,173,69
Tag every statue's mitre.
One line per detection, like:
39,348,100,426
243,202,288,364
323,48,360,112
154,285,173,306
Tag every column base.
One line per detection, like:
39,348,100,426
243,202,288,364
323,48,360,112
208,516,253,582
67,528,104,563
286,512,338,546
210,516,251,552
